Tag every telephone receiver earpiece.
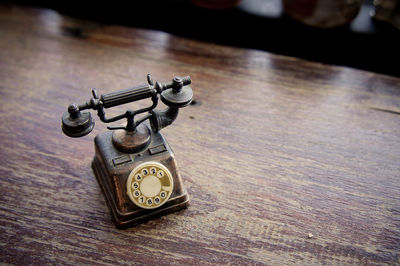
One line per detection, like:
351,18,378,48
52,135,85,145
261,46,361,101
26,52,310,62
62,103,95,137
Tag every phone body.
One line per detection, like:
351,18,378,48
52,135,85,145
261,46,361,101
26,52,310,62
61,75,192,228
92,125,189,228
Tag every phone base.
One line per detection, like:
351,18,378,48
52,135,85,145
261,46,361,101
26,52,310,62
91,129,189,229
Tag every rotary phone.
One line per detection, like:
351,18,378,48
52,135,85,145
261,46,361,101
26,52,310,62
61,74,192,228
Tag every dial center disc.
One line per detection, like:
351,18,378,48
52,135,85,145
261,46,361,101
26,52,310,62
140,175,161,197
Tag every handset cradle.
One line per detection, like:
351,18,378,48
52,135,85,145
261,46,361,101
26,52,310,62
61,74,192,228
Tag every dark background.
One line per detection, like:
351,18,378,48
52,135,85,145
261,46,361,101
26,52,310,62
5,0,400,77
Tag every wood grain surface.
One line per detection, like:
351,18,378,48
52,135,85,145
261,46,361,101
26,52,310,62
0,4,400,265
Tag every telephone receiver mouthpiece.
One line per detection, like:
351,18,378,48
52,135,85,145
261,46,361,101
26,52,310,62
62,103,94,137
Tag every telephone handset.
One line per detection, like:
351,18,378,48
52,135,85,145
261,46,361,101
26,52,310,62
61,74,192,228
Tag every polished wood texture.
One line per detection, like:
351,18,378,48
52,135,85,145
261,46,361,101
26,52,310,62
0,4,399,265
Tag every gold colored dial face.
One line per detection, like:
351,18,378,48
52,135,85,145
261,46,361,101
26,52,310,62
126,162,174,209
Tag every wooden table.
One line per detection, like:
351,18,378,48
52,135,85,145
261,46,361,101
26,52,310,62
0,4,399,265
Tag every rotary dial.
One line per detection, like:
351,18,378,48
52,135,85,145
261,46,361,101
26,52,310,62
126,162,174,209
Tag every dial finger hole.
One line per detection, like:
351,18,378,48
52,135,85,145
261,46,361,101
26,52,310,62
150,167,157,175
157,170,164,178
154,197,160,204
132,182,139,189
139,196,146,204
146,198,153,206
135,173,142,181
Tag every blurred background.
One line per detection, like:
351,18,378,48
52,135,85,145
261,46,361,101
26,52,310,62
5,0,400,77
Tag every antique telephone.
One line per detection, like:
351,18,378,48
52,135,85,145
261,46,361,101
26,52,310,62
61,74,192,228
